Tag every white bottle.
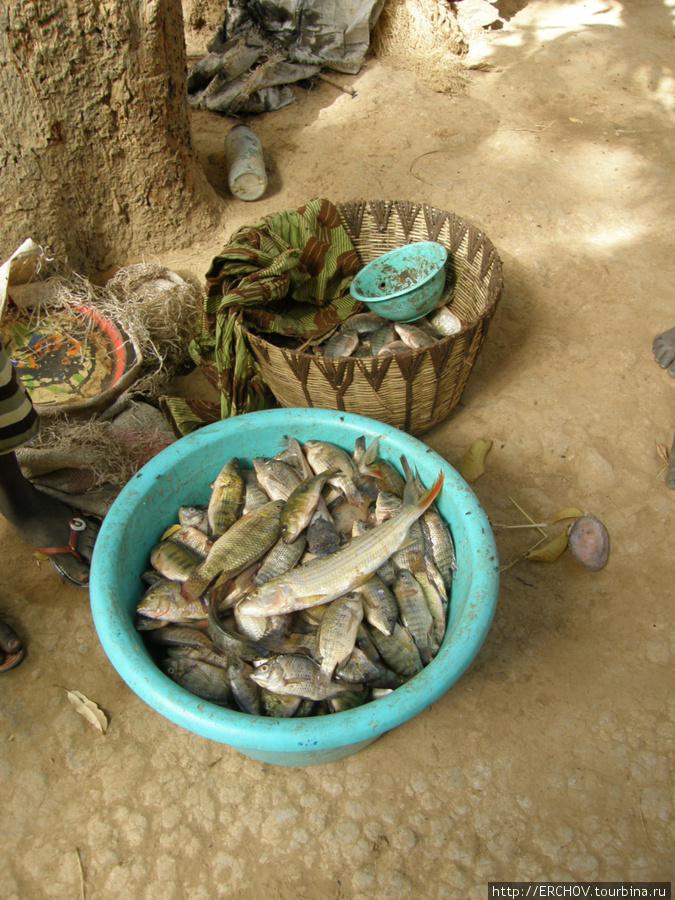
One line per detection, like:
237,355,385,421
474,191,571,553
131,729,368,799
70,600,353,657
224,124,267,201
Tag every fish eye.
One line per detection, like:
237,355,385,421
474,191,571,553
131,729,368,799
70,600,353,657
258,664,269,674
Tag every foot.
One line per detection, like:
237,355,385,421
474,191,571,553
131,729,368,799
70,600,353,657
0,452,98,586
653,326,675,374
19,499,98,586
0,619,25,672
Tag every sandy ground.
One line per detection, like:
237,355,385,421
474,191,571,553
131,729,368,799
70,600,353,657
2,1,674,897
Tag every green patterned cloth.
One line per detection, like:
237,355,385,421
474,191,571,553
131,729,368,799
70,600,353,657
182,198,361,427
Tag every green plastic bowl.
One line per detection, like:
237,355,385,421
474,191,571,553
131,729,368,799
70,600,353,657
350,241,448,322
89,409,498,766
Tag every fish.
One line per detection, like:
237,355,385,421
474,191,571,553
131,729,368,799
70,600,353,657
227,658,262,715
252,457,302,501
394,323,436,349
181,499,284,601
378,340,408,355
178,505,209,532
136,579,207,622
161,657,233,706
260,688,302,718
369,622,424,679
358,574,398,636
283,436,340,555
368,324,397,356
207,603,273,661
304,440,364,507
280,469,339,543
241,469,270,514
317,592,364,677
322,330,359,357
137,436,456,719
254,533,307,585
306,511,340,557
393,570,436,665
428,305,463,336
335,647,380,683
150,540,204,583
236,470,443,617
167,525,212,558
340,311,387,334
367,459,405,498
249,654,361,701
207,458,245,536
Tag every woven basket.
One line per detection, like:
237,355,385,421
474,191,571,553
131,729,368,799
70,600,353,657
244,200,503,435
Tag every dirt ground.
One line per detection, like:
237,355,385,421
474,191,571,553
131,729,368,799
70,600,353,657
2,1,674,897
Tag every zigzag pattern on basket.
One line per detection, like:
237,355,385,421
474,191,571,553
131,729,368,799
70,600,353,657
244,201,503,435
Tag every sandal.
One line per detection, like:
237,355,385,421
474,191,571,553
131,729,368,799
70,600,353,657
0,620,25,672
37,517,92,589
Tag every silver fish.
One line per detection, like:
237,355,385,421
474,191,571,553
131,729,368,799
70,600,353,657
317,593,364,677
237,471,443,617
249,654,360,701
304,440,364,507
253,457,302,501
428,305,463,336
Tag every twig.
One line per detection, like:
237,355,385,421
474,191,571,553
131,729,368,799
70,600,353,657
76,847,85,900
492,522,548,529
498,534,548,573
317,73,356,97
508,496,548,537
409,150,442,186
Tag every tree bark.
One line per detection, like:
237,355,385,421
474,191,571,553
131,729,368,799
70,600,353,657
0,0,222,273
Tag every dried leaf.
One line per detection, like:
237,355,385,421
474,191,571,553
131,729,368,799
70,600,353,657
550,506,584,524
569,117,583,124
656,443,670,465
459,439,493,483
60,687,108,734
161,523,181,540
525,531,569,563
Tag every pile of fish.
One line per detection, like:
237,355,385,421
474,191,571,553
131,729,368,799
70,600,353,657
313,306,463,358
135,435,457,717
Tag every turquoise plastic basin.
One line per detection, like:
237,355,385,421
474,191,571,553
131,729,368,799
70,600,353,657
89,409,498,766
350,241,448,322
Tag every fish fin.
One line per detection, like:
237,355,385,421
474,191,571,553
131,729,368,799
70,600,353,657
362,436,380,469
401,455,420,504
284,436,314,480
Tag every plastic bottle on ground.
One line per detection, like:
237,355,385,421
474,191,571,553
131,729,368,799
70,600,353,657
224,124,267,201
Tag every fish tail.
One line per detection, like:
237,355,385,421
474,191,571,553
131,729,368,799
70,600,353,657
181,571,212,602
410,470,444,514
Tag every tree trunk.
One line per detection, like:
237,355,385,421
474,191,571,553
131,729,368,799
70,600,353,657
0,0,222,273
